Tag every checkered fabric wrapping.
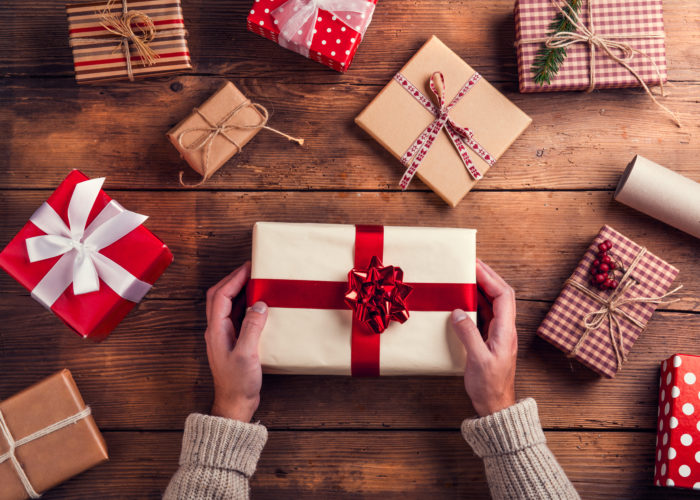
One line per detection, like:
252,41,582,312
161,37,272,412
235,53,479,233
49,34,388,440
537,225,679,378
514,0,667,92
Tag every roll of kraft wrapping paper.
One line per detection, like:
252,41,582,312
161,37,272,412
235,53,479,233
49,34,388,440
614,155,700,239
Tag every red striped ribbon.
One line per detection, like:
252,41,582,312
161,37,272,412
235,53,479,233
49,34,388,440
247,225,476,376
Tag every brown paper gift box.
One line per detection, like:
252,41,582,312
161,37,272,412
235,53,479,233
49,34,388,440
355,36,532,207
0,370,108,500
167,81,267,182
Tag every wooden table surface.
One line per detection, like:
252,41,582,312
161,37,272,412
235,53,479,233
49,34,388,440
1,0,699,498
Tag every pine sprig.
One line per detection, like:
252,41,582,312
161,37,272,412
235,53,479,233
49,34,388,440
531,0,583,86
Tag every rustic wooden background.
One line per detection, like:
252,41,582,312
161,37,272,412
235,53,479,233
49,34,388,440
1,0,699,498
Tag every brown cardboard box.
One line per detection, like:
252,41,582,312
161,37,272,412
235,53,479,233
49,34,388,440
356,36,532,207
167,81,266,183
0,370,108,500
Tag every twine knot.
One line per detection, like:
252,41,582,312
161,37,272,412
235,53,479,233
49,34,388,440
516,0,681,126
566,246,682,371
177,99,304,187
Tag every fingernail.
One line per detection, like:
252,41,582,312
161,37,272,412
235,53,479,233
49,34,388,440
250,301,267,314
451,309,467,324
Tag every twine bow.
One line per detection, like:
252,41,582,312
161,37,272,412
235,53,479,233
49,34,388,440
0,407,92,498
516,0,681,127
68,0,187,82
177,100,304,187
566,247,682,370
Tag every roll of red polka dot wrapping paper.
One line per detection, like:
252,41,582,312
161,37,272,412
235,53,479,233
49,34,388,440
655,354,700,490
247,0,377,72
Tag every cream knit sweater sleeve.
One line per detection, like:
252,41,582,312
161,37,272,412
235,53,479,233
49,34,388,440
461,398,580,500
164,413,268,500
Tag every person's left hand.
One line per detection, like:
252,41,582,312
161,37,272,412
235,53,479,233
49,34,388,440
205,262,268,422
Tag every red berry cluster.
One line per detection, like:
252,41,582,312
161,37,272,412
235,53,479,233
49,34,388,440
590,239,619,291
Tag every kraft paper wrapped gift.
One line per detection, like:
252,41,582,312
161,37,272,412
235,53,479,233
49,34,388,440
0,370,108,500
355,36,532,207
167,81,303,185
537,225,680,378
0,170,173,341
246,222,476,376
66,0,193,84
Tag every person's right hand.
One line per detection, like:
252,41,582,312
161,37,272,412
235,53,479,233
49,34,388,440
451,259,518,417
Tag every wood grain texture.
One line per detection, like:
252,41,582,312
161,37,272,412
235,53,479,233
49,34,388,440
40,430,699,499
1,190,697,309
2,0,700,497
0,296,696,431
1,78,698,191
2,0,699,83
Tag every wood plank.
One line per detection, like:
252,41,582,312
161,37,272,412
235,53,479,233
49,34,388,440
0,297,696,430
2,0,699,83
40,430,697,499
1,190,697,309
1,77,698,191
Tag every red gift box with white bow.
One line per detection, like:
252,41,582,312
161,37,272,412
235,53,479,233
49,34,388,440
654,354,700,490
247,0,377,72
0,170,173,340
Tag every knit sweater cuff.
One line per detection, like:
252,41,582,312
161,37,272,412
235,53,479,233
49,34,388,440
180,413,268,477
461,398,546,458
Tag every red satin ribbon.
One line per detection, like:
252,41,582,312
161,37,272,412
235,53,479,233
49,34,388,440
247,225,476,376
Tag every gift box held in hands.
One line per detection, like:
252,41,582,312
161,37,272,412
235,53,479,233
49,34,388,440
654,354,700,490
247,0,376,72
66,0,192,84
355,36,531,207
0,370,108,500
247,222,476,376
537,225,680,378
0,170,173,340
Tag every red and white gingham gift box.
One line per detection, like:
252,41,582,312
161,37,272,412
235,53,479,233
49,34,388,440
514,0,667,92
655,354,700,490
537,225,679,378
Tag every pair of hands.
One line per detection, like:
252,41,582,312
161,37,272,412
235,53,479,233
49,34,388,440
206,259,517,422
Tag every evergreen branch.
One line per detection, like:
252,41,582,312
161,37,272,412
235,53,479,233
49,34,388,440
531,0,583,86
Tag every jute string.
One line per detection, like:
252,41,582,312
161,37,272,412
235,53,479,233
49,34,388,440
68,0,186,81
515,0,681,127
0,407,92,498
177,100,304,187
565,247,682,371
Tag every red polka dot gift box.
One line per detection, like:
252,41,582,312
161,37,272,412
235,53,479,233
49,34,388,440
247,0,377,72
655,354,700,490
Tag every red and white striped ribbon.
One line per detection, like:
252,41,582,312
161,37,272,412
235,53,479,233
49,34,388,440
394,71,495,190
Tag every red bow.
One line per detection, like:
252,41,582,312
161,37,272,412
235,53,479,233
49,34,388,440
344,256,413,334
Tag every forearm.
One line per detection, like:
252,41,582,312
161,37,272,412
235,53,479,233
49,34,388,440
462,398,579,500
164,413,267,500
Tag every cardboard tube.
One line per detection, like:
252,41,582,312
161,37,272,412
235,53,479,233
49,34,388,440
614,155,700,239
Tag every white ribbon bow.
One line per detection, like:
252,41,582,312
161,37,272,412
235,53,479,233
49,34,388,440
272,0,375,58
25,177,152,308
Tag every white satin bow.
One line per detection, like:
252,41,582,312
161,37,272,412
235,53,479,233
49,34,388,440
272,0,374,58
25,177,152,308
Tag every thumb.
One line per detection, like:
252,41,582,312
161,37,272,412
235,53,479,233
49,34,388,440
236,301,268,356
451,310,488,359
